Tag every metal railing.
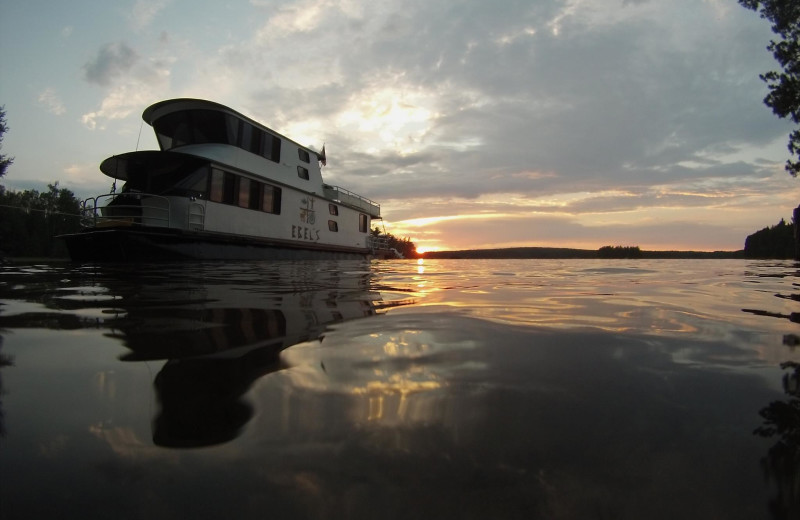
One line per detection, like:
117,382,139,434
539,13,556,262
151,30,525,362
81,193,172,229
187,202,205,231
322,184,381,216
367,234,390,250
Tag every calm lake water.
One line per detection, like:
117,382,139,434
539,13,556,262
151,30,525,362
1,258,799,519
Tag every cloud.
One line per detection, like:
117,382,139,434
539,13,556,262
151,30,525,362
81,55,172,130
63,163,101,186
301,0,779,205
130,0,173,31
83,42,139,87
37,88,66,115
81,70,169,130
80,39,173,130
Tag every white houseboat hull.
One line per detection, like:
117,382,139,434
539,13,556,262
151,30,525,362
62,227,373,262
60,99,389,262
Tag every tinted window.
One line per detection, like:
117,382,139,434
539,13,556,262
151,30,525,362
151,109,282,163
249,181,262,210
152,110,233,149
238,178,250,208
209,169,224,202
262,185,282,214
298,149,310,162
223,172,236,204
263,133,281,162
126,162,210,197
328,220,338,232
297,166,309,180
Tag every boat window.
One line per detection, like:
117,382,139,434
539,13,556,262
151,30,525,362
150,164,209,198
239,123,253,152
153,110,233,150
297,166,309,180
223,172,237,205
182,166,210,195
152,109,282,163
249,181,263,210
249,128,264,155
190,110,230,144
328,220,338,232
262,185,281,215
225,114,239,145
298,149,310,163
238,178,250,208
123,159,209,197
209,169,225,202
209,169,280,214
359,213,368,233
262,133,281,162
329,204,338,216
155,129,172,150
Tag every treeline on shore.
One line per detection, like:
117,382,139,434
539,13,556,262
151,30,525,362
423,246,744,260
424,217,800,260
0,183,81,258
422,219,797,260
743,219,795,259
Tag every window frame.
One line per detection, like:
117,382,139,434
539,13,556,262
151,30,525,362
207,168,281,215
359,213,368,233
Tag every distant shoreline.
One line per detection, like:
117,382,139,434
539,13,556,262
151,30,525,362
421,247,746,260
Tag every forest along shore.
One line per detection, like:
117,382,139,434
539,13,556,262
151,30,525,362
422,246,744,260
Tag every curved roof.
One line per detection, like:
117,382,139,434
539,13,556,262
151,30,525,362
143,98,245,127
141,98,322,160
100,150,209,180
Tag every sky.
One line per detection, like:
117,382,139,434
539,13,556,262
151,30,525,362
0,0,797,253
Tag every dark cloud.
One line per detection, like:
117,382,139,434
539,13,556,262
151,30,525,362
269,0,785,206
83,42,139,86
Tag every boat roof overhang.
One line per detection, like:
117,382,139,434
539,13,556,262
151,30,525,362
141,98,325,163
142,98,239,127
99,151,209,181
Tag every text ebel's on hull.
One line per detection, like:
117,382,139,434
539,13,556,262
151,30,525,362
61,98,393,262
63,228,377,262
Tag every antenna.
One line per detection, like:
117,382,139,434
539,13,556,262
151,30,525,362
135,119,144,151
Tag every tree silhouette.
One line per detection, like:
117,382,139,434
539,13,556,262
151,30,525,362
744,218,796,258
0,183,81,257
597,245,642,259
370,228,418,258
0,106,13,179
739,1,800,176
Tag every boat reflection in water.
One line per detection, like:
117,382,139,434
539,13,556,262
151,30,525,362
99,261,387,448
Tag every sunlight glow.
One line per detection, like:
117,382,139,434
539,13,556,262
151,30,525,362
336,85,438,154
397,212,514,228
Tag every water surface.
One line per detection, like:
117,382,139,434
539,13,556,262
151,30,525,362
1,259,799,519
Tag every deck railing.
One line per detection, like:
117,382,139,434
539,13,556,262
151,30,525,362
367,235,390,250
81,193,172,229
322,184,381,217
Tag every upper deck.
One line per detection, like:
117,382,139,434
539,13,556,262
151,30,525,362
136,99,379,217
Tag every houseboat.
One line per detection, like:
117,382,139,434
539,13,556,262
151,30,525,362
61,98,390,261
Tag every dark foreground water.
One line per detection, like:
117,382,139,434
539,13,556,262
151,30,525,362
1,259,799,519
